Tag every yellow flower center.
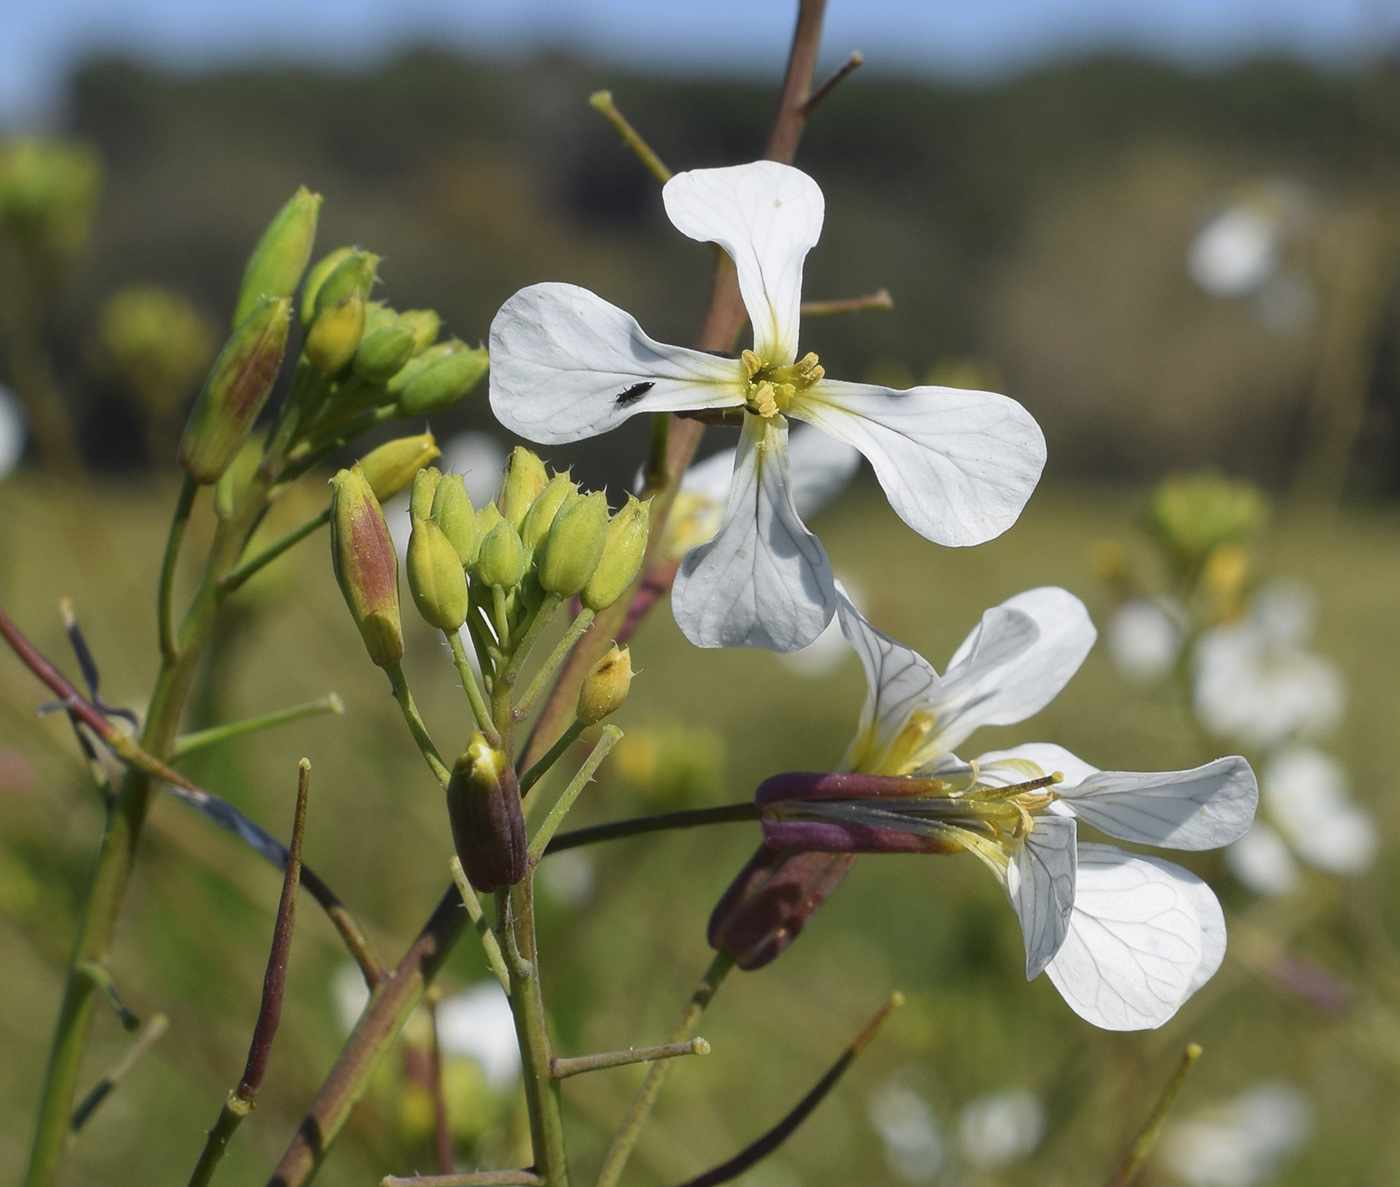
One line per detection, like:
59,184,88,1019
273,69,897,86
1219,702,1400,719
741,349,825,418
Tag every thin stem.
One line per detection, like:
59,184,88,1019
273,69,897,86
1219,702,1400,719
491,586,512,654
588,91,672,184
528,726,622,864
173,694,344,759
427,995,455,1176
545,803,760,856
514,609,595,721
449,857,510,995
800,289,892,318
551,1039,709,1081
158,474,199,662
798,50,862,116
500,593,565,689
447,630,498,742
594,953,735,1187
518,719,585,799
387,663,451,787
645,413,671,491
75,962,139,1031
68,1014,169,1134
1105,1043,1203,1187
220,507,330,593
382,1174,541,1187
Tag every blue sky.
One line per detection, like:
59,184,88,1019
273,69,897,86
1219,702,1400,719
2,0,1393,128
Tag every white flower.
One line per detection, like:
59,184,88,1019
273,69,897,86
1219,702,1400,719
1189,205,1281,298
957,1088,1045,1169
1107,598,1184,683
1226,822,1300,897
441,430,507,507
435,982,521,1090
1162,1081,1311,1187
869,1082,944,1184
489,160,1045,651
1262,745,1376,876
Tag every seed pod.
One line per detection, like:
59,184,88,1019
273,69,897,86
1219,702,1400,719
583,496,651,611
577,645,632,725
407,516,469,631
329,465,403,668
356,432,439,503
410,466,442,520
446,734,527,893
299,246,354,329
352,323,417,383
520,472,578,555
178,295,291,484
395,347,488,416
431,473,477,566
476,520,525,589
233,186,321,328
538,491,609,597
305,290,365,375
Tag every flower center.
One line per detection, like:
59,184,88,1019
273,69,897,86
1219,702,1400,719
741,349,825,419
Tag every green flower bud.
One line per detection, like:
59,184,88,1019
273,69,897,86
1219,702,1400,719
329,465,403,668
178,294,291,484
361,301,396,335
477,520,526,589
233,186,322,329
473,501,504,544
538,491,609,597
299,246,354,329
1146,472,1269,577
583,496,651,611
407,516,469,631
395,347,488,416
520,472,579,555
499,447,549,532
352,323,417,383
397,309,441,354
577,645,632,725
431,473,477,566
305,290,365,374
312,249,379,318
446,733,527,893
385,340,454,395
356,432,439,503
410,466,442,520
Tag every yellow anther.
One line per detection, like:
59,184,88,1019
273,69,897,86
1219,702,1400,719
751,382,779,418
741,349,763,378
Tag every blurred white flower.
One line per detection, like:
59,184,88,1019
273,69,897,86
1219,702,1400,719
442,430,508,507
778,572,865,678
957,1088,1045,1170
1107,598,1183,683
1264,745,1376,876
1162,1081,1311,1187
1226,822,1299,897
537,848,594,907
383,490,412,562
436,981,521,1089
869,1083,944,1184
331,961,371,1033
1193,579,1344,749
0,384,24,479
1189,206,1280,298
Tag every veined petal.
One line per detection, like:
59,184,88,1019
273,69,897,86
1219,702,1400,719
793,379,1045,547
672,415,835,651
1005,815,1078,979
489,282,742,444
662,161,823,364
1045,845,1225,1031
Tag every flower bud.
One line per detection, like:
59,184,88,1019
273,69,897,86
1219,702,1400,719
312,249,380,318
233,186,322,329
356,432,439,503
410,466,442,520
474,501,504,542
577,645,632,725
178,294,291,484
538,491,609,597
407,516,469,631
299,246,354,328
431,473,477,566
499,447,549,531
446,733,527,893
353,323,417,383
305,290,365,375
329,465,403,668
583,496,651,611
1146,473,1268,577
477,520,526,589
520,472,578,555
397,309,441,353
395,346,488,416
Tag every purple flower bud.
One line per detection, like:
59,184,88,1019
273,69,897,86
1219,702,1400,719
757,771,967,856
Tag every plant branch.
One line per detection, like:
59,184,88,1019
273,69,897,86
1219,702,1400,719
427,994,455,1176
544,803,760,856
158,476,199,662
448,631,498,743
799,50,862,116
800,288,891,318
552,1039,709,1080
589,91,672,184
1105,1043,1203,1187
75,961,139,1031
513,608,594,721
68,1013,169,1134
527,726,621,863
220,507,330,593
449,857,511,995
382,1174,541,1187
387,663,451,787
518,719,585,799
173,694,344,759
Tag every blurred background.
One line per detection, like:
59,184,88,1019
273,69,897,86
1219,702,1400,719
2,2,1400,1185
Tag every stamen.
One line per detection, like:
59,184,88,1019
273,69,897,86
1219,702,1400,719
741,349,763,378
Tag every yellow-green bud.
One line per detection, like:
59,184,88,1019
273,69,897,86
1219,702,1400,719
233,186,321,328
178,294,291,484
357,432,439,503
477,520,526,589
538,491,609,597
397,309,441,353
577,645,632,725
353,323,417,383
431,473,477,565
520,472,578,555
410,466,442,520
395,346,488,416
299,246,354,328
446,733,526,893
407,516,469,631
499,447,549,532
361,301,395,335
329,465,403,668
474,501,504,543
313,249,379,318
305,290,365,374
386,340,454,395
1146,473,1269,576
583,496,651,611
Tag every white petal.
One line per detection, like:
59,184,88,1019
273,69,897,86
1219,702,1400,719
1006,815,1078,979
1058,756,1258,851
793,379,1045,547
975,742,1099,791
671,415,834,651
1045,845,1225,1031
662,161,823,363
488,282,742,444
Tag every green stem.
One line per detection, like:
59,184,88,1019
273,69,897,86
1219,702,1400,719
220,507,330,593
491,586,512,654
551,1039,708,1080
449,857,511,995
187,1093,253,1187
518,720,585,798
544,803,760,856
500,593,564,689
594,953,734,1187
68,1013,169,1134
386,663,451,787
515,609,595,721
528,726,621,864
1106,1044,1203,1187
587,91,673,184
159,474,199,663
447,630,498,743
75,961,138,1031
172,693,344,759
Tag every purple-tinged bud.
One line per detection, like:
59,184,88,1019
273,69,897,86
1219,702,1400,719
233,186,321,328
357,432,439,503
756,771,966,856
329,465,403,668
431,473,477,566
299,246,354,329
395,346,488,416
708,845,856,971
178,294,291,484
407,516,469,631
305,290,365,374
447,733,527,893
577,645,632,725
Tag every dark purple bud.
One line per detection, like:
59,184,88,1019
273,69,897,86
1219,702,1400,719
447,734,527,893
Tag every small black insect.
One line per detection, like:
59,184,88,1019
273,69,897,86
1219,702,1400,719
615,381,654,406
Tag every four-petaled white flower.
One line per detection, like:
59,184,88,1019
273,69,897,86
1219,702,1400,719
489,160,1045,652
758,588,1256,1029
